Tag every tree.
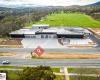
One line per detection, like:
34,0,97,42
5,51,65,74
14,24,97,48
19,66,56,80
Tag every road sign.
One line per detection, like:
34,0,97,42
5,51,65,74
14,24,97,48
0,73,6,80
34,46,44,57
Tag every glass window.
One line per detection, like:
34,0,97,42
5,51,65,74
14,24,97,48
45,35,48,38
41,35,44,38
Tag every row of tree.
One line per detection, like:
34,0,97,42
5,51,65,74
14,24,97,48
0,16,24,37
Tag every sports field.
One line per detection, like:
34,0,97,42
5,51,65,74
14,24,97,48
36,13,100,28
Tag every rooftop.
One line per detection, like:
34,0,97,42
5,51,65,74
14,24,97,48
10,25,91,35
10,29,37,35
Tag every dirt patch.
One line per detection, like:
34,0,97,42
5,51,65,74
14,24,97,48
0,38,22,48
0,39,22,45
0,53,16,56
94,13,100,14
91,28,100,33
89,28,100,38
33,53,100,59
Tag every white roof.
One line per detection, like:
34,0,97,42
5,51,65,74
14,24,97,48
24,30,36,34
57,28,83,34
10,29,36,35
41,28,83,34
10,27,90,35
42,28,57,33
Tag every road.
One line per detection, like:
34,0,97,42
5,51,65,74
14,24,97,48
0,47,100,68
1,58,100,68
0,47,100,54
0,33,99,68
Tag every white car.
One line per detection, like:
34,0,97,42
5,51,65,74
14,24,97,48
2,60,10,64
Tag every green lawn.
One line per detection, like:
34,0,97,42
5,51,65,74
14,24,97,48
0,70,20,80
36,13,100,28
8,71,20,80
68,68,100,74
0,66,60,73
0,66,25,69
70,76,98,80
52,68,60,73
68,68,100,80
55,75,65,80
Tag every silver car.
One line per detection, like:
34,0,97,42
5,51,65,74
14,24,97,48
2,60,10,64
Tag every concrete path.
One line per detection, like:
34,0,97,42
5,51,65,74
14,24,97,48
54,72,100,77
0,53,31,59
64,67,69,80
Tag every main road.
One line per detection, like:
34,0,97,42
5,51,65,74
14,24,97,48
0,58,100,68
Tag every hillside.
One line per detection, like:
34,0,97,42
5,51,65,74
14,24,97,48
89,1,100,6
36,13,100,28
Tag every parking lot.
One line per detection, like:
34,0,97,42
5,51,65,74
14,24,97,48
21,37,96,48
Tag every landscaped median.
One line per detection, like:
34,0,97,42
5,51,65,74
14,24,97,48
0,52,16,56
0,45,22,48
32,52,100,59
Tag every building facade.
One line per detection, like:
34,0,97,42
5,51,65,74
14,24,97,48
9,24,91,39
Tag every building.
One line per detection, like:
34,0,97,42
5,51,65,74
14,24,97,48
9,24,95,48
9,24,91,39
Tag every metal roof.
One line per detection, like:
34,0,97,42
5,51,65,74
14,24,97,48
10,29,37,35
10,26,91,35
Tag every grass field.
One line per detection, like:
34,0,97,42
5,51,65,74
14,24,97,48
36,13,100,28
68,68,100,74
70,76,97,80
